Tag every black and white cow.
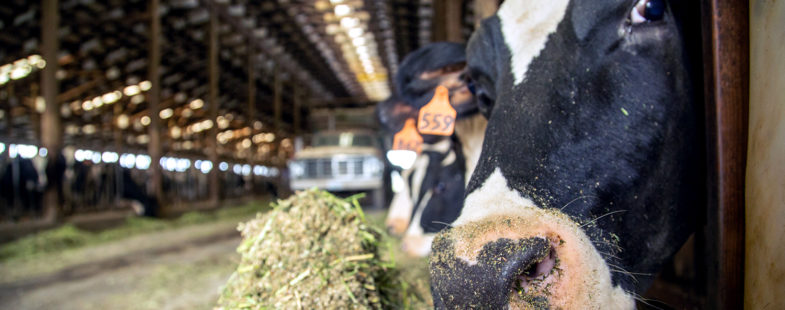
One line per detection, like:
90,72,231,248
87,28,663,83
430,0,704,308
379,42,489,256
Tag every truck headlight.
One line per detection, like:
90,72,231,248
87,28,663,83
365,156,383,176
289,161,304,178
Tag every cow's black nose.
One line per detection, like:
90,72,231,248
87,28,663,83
478,237,554,294
431,235,553,309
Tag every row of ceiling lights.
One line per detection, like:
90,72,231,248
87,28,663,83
322,0,391,101
0,55,46,86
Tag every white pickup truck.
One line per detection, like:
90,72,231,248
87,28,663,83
288,130,385,207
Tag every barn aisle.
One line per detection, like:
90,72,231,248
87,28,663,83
0,217,243,310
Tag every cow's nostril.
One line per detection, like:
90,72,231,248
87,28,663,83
513,248,558,293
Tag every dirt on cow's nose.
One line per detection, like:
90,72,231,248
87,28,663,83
430,233,555,309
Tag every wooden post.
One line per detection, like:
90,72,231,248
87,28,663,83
293,88,301,136
474,0,498,27
147,0,164,212
247,43,256,192
41,0,62,222
273,66,282,134
248,45,256,128
207,9,220,208
701,0,749,309
433,0,463,43
4,85,13,139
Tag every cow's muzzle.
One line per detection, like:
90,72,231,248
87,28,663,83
430,234,556,309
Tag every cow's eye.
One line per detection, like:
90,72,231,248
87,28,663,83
630,0,666,24
467,79,477,95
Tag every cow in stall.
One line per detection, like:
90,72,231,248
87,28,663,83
429,0,704,308
380,42,488,256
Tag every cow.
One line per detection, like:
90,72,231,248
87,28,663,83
429,0,705,308
379,42,489,256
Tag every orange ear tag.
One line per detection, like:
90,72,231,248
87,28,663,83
393,118,424,153
417,85,457,136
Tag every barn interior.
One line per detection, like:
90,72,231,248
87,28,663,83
0,0,742,309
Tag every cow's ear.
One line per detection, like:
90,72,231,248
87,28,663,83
466,17,501,118
465,72,496,118
376,98,416,133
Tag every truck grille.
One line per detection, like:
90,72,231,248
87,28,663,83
301,157,366,178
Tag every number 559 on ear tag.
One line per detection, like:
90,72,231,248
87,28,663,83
418,85,456,136
393,118,423,153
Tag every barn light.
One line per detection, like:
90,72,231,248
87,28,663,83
219,162,229,171
141,116,151,126
35,96,45,113
102,152,119,163
334,4,351,16
139,80,152,91
102,91,121,104
131,94,145,104
189,99,204,109
241,164,251,176
116,114,130,129
217,116,229,129
199,161,213,174
136,134,150,144
123,85,141,96
352,37,366,46
202,119,214,130
340,17,359,28
348,28,363,38
241,138,251,148
28,55,45,69
135,155,152,170
92,97,104,108
10,66,31,80
159,108,174,119
38,147,48,158
170,126,182,139
83,124,97,135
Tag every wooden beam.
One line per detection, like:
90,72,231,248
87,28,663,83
293,87,301,136
273,66,282,134
41,0,62,223
207,9,220,208
474,0,498,27
701,0,749,309
147,0,164,211
433,0,463,43
248,45,256,128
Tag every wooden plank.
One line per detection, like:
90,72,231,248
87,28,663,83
273,66,282,134
207,8,220,208
147,0,164,211
444,0,463,43
701,0,749,308
474,0,498,27
41,0,62,222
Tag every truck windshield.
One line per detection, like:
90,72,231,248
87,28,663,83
312,132,375,147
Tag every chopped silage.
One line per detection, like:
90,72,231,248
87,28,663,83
216,189,417,309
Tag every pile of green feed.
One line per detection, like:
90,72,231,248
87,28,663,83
216,189,414,309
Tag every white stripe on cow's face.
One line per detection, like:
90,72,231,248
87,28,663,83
499,0,570,85
451,168,635,309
